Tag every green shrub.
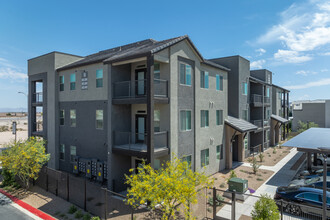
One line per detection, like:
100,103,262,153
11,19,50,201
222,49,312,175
219,183,225,188
82,214,91,220
0,125,9,132
1,169,16,187
258,153,264,162
251,194,280,220
273,147,277,154
74,210,83,219
90,217,101,220
226,170,237,183
251,157,260,174
208,194,224,207
68,205,77,214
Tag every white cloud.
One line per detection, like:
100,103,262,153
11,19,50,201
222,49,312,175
0,58,27,81
285,78,330,89
321,52,330,55
274,49,312,63
321,68,329,72
298,94,310,100
257,0,330,63
296,70,317,76
250,59,266,69
255,48,266,56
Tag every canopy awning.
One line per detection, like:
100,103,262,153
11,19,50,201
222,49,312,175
225,116,258,133
282,128,330,153
271,114,288,124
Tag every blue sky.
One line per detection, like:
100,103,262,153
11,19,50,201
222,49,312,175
0,0,330,110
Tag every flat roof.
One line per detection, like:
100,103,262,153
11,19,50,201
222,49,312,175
282,128,330,152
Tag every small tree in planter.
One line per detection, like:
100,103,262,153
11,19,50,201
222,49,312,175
258,153,264,162
251,157,260,174
251,194,280,220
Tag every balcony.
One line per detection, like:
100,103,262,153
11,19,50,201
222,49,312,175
32,92,43,105
281,100,289,107
264,97,270,106
112,79,168,104
264,119,270,127
250,144,262,156
250,94,263,107
250,120,262,128
112,131,169,157
31,121,43,136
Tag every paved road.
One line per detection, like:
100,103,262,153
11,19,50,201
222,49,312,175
0,193,36,220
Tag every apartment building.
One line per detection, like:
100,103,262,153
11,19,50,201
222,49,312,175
292,100,330,131
28,36,229,192
209,56,290,168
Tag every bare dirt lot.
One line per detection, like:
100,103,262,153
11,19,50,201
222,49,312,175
0,116,28,147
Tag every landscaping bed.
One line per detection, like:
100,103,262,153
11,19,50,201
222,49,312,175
244,146,291,166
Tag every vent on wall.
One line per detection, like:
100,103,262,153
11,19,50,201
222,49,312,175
137,110,146,114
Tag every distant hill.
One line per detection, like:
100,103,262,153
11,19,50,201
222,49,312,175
0,108,27,113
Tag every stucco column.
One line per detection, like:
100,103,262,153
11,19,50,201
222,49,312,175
237,133,244,162
270,119,275,146
225,125,233,169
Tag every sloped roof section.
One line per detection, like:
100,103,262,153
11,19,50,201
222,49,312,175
271,114,289,124
225,116,258,133
57,35,230,72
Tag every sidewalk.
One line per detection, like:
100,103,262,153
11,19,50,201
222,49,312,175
216,148,305,220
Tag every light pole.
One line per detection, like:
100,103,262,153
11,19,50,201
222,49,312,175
18,91,28,116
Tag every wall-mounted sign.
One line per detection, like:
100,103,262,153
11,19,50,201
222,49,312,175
81,71,88,90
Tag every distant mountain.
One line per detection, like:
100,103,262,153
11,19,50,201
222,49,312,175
0,108,27,113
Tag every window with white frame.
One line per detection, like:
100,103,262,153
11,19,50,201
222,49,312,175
200,71,209,89
180,110,191,131
70,109,76,127
70,73,76,90
242,109,248,121
201,110,209,128
70,146,76,162
96,69,103,88
242,82,248,95
59,76,64,91
201,149,209,167
216,74,223,91
179,63,192,86
96,110,103,129
216,110,223,125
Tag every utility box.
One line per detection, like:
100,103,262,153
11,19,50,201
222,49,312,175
91,159,98,177
86,160,92,178
72,156,79,174
96,162,104,182
228,178,248,193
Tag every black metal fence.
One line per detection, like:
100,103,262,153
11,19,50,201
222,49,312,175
209,188,328,220
34,167,147,219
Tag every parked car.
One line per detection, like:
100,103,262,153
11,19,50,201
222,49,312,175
289,176,330,189
274,186,330,217
314,154,330,166
299,169,330,179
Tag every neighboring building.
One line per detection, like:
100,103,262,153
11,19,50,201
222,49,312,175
292,100,330,131
28,36,229,192
28,36,290,191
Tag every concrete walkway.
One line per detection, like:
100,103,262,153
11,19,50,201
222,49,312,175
216,148,305,220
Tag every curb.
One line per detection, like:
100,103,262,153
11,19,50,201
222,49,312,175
0,188,55,220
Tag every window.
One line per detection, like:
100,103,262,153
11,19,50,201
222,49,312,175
267,73,271,84
220,144,224,159
70,146,76,162
201,149,209,167
154,110,160,132
200,71,209,89
216,145,221,161
180,110,191,131
182,155,192,167
154,63,160,83
70,110,76,127
180,63,192,86
59,76,64,91
96,69,103,88
266,87,270,97
244,136,248,150
70,73,76,90
242,82,248,95
154,159,161,170
59,144,65,160
242,110,248,121
96,110,103,129
216,74,223,91
266,108,271,119
60,109,65,125
201,110,209,128
216,110,223,125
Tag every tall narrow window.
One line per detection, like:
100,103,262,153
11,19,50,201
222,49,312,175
154,63,160,84
216,145,221,161
59,76,64,91
179,63,192,86
182,155,192,168
96,110,103,129
70,109,76,127
201,149,209,167
244,136,248,150
200,71,209,89
220,144,223,159
180,110,191,131
242,82,248,95
242,110,248,121
154,110,160,132
96,69,103,88
201,110,209,128
59,144,65,160
216,110,223,125
216,74,223,91
70,73,76,90
60,109,65,125
70,146,76,162
266,87,270,97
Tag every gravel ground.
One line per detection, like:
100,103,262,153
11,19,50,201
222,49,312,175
0,117,28,147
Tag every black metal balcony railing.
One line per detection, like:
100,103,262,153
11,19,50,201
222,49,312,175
32,121,43,133
281,100,289,107
264,97,270,104
113,131,168,152
250,94,262,104
250,120,262,128
113,79,168,99
33,92,43,103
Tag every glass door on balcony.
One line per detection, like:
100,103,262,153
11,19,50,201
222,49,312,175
135,69,146,96
136,115,146,143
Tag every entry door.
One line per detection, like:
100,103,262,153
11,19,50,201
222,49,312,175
135,69,146,96
136,115,146,143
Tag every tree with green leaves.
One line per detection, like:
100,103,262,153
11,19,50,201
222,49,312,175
251,194,280,220
0,137,50,189
125,156,213,220
297,120,318,133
